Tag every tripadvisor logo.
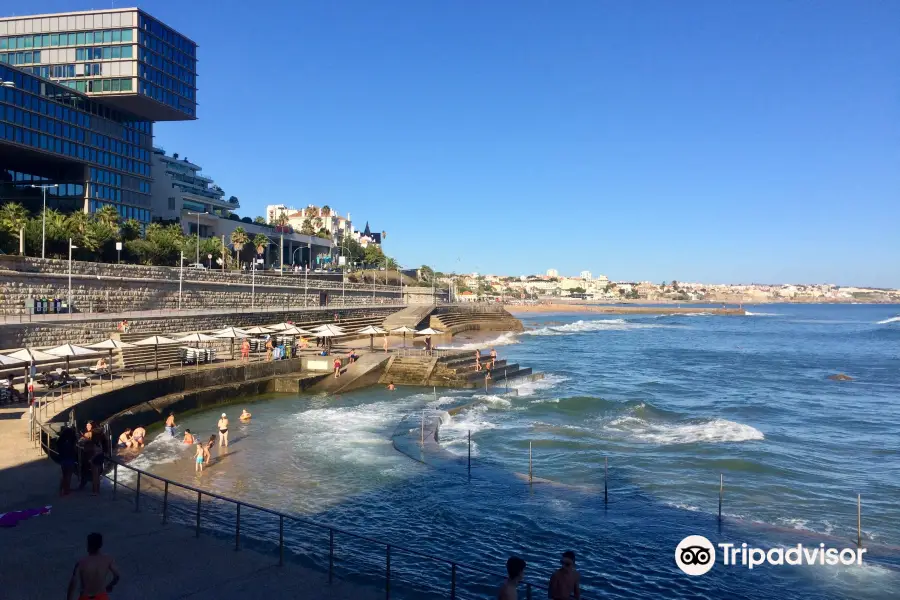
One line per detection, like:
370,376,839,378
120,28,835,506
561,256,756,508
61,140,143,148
675,535,867,575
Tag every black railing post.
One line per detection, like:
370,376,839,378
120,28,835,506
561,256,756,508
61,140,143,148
135,471,141,512
112,462,118,498
329,529,334,584
195,491,201,537
278,515,284,566
385,544,391,599
162,481,169,524
235,503,241,550
451,563,457,599
604,457,608,505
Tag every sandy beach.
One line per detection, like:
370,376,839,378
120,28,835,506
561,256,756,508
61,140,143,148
505,303,745,316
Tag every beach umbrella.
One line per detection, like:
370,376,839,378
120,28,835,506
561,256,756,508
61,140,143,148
279,326,313,336
0,354,25,366
8,348,58,390
133,336,179,373
391,325,416,348
45,343,99,374
265,322,295,331
242,325,274,335
86,338,135,381
176,332,220,345
213,327,249,360
313,325,343,351
415,328,444,336
358,325,386,350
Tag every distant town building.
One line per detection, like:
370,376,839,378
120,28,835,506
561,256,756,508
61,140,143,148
546,268,559,278
580,270,592,281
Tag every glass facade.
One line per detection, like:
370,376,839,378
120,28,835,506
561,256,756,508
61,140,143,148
0,62,152,221
137,12,196,118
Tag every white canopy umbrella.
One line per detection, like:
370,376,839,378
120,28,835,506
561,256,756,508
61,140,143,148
45,343,99,373
357,325,386,350
8,348,58,388
391,326,417,348
415,328,444,336
312,323,345,334
86,338,135,381
176,332,220,344
242,325,274,335
213,327,249,360
265,322,294,331
279,326,313,336
133,336,180,373
0,354,25,366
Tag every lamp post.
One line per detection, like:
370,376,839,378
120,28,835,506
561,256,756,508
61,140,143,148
251,257,256,308
178,251,184,309
186,211,208,265
30,184,58,259
68,238,77,311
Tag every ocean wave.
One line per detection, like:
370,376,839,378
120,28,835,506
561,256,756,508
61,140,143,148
509,373,569,397
435,405,498,456
444,331,520,350
745,311,782,317
523,319,676,335
876,316,900,325
117,430,191,482
605,415,764,444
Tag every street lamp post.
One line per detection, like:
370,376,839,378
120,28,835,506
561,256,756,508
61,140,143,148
186,211,208,265
30,184,58,259
178,251,184,309
68,238,77,311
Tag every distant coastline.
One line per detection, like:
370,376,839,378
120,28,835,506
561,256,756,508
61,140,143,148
504,299,898,315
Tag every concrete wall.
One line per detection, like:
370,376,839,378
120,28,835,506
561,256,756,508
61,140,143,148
0,256,401,315
0,306,400,350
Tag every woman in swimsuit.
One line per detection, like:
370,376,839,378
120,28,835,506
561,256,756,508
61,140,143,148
217,414,229,447
183,429,194,444
204,435,215,465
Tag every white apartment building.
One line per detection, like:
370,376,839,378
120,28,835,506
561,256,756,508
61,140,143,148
265,204,354,242
150,147,238,237
546,268,559,278
580,270,592,280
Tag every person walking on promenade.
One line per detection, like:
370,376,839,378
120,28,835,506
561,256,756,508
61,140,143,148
490,348,498,369
195,443,205,473
57,425,78,497
165,413,176,437
498,556,526,600
218,413,229,447
548,551,580,600
383,335,389,353
67,533,120,600
87,428,106,496
333,357,342,378
240,339,250,362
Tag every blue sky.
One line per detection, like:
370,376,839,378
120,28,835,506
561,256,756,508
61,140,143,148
27,1,900,286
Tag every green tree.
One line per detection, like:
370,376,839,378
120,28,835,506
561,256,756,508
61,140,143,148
252,233,269,255
321,205,331,216
570,286,586,295
230,227,248,265
671,279,679,291
253,216,267,225
315,228,331,240
364,244,383,266
419,265,434,282
0,202,30,253
300,218,315,236
94,205,120,230
121,219,141,241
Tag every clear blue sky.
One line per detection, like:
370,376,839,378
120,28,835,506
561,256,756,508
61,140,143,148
26,1,900,286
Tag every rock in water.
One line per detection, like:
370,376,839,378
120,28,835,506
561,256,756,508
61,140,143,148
827,373,853,381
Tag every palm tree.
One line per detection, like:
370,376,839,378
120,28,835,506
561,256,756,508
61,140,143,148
275,212,290,227
0,202,30,253
94,205,120,230
321,205,331,217
230,226,248,266
252,233,269,256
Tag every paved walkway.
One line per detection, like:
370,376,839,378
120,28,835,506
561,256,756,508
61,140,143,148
1,407,382,599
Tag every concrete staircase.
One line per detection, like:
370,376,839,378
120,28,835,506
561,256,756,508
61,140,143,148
380,355,436,386
429,352,531,387
430,308,523,334
381,305,436,331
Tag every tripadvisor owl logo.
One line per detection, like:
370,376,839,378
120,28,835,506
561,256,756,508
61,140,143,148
675,535,715,576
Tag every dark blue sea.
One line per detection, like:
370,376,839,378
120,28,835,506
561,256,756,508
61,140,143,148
136,304,900,599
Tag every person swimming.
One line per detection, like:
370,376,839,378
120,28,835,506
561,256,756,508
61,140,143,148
240,409,251,421
183,429,194,444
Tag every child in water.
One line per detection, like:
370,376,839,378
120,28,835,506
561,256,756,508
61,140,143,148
240,409,252,421
194,444,204,472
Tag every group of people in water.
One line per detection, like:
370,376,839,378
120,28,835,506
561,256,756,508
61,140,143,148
174,409,251,472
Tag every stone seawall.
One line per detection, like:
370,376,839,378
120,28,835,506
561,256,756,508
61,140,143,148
0,306,400,350
0,256,403,315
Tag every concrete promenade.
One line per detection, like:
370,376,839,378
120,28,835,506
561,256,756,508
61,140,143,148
1,408,384,600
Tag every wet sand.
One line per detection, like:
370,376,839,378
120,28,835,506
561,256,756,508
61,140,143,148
505,303,745,316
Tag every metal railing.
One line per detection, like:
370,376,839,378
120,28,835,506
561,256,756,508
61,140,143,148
100,457,554,600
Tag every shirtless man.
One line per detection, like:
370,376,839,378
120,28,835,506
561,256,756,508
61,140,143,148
490,348,498,369
131,426,146,448
548,551,580,600
217,413,229,447
67,532,120,600
498,556,526,600
165,413,176,437
116,429,133,449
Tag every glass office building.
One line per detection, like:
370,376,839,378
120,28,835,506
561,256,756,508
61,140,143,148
0,9,197,224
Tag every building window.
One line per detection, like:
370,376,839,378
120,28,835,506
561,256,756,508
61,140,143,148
168,197,176,210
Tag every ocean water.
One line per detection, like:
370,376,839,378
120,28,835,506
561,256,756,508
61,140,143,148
136,304,900,599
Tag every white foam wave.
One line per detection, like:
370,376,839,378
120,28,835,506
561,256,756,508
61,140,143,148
745,311,781,317
508,374,569,397
436,405,498,456
605,416,764,444
444,331,519,350
117,429,191,483
523,319,675,335
876,316,900,324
